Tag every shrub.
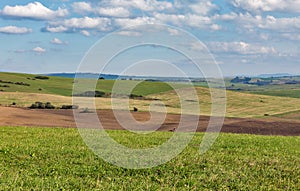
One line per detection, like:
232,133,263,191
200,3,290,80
130,94,143,99
15,82,30,86
61,105,79,109
0,79,13,84
29,102,55,109
34,76,49,80
73,91,106,97
45,102,55,109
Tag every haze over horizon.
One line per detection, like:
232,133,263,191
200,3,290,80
0,1,299,76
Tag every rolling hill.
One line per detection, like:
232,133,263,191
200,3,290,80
1,72,300,118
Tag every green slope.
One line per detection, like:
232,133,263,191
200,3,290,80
0,72,73,96
0,72,188,96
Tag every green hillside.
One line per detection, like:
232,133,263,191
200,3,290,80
224,77,300,98
0,72,187,96
0,72,73,96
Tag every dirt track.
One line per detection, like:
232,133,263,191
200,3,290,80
1,106,300,136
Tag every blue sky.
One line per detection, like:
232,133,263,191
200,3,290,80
0,0,300,76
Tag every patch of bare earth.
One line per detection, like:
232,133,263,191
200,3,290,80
0,106,299,136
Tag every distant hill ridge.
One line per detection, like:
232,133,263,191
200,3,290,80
46,73,119,80
257,73,296,78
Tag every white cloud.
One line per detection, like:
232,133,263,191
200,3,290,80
232,0,300,13
47,17,111,32
80,30,90,36
116,30,141,36
109,0,173,11
32,46,46,54
44,25,68,33
55,1,221,35
50,38,67,45
208,41,277,55
167,28,180,36
97,7,130,17
1,2,68,20
282,33,300,41
210,24,222,31
214,12,238,21
72,2,130,17
0,26,32,34
189,1,218,15
217,12,300,33
154,13,212,28
72,2,93,14
115,17,155,28
189,42,207,51
258,16,300,32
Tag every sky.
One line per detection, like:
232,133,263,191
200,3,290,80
0,0,300,77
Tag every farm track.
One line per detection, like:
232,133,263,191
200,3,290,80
1,106,299,136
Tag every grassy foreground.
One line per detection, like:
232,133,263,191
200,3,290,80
1,126,299,190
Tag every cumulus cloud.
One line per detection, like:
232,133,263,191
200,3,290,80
41,0,222,35
208,41,277,55
32,46,46,54
210,24,222,31
258,16,300,32
48,0,300,37
97,7,130,17
109,0,173,12
80,30,91,37
46,17,111,32
72,2,93,14
72,2,130,17
216,12,300,33
232,0,300,13
115,17,155,28
188,1,219,15
43,25,69,33
214,12,238,21
1,2,68,20
0,26,32,34
167,28,180,36
153,13,212,28
50,38,67,45
115,30,142,36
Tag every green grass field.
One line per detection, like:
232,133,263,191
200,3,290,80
0,72,186,97
3,72,300,99
1,126,299,190
224,78,300,98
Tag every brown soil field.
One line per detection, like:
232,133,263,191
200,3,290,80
1,106,299,136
